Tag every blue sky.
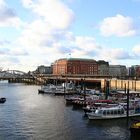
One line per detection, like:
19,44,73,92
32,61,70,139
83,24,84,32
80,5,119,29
0,0,140,72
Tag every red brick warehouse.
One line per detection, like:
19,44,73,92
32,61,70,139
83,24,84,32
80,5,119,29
53,58,98,75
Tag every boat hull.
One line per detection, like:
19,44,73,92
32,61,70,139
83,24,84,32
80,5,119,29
88,113,140,120
0,98,6,104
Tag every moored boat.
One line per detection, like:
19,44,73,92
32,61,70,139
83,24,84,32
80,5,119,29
38,81,77,95
83,101,118,114
38,84,56,94
87,104,140,120
0,80,8,84
0,97,6,103
130,121,140,139
65,96,84,105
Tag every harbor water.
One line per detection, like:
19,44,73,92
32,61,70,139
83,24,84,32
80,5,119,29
0,83,132,140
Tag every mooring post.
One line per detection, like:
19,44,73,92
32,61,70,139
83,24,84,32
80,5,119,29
127,88,129,126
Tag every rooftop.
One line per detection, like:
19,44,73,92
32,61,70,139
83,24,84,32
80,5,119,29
57,58,96,62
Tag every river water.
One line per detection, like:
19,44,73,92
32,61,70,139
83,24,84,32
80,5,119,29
0,83,132,140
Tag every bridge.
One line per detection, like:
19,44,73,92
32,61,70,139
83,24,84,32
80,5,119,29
0,70,106,87
1,70,140,91
0,70,29,79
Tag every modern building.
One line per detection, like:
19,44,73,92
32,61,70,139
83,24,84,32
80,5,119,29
97,60,109,76
36,65,52,74
109,65,127,78
53,58,98,75
129,65,140,79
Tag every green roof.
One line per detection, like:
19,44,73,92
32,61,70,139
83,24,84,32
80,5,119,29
67,58,96,61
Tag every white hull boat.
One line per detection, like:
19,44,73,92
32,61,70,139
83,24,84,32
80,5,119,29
87,105,140,120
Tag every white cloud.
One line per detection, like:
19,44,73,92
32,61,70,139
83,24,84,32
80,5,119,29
97,47,132,66
1,0,138,72
0,17,23,28
0,0,5,7
21,0,74,29
21,0,33,8
17,20,52,49
132,44,140,57
111,48,130,59
75,36,101,51
100,14,136,37
0,0,23,28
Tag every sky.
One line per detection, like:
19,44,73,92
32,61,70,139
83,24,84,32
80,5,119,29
0,0,140,72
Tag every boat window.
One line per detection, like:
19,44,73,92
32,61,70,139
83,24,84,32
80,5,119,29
114,110,118,114
103,110,106,115
98,110,103,114
107,110,110,115
118,109,124,114
111,110,114,115
120,109,124,114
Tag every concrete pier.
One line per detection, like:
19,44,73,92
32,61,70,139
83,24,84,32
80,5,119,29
101,79,140,91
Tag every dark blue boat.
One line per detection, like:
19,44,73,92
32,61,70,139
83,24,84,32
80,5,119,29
0,97,6,103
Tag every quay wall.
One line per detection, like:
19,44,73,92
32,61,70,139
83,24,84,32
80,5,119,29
101,79,140,91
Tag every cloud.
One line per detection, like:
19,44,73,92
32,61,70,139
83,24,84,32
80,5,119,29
0,0,23,28
0,40,11,45
132,44,140,57
97,48,132,64
100,14,136,37
1,0,138,72
75,36,101,51
14,0,75,71
0,0,5,7
0,56,20,65
0,47,28,56
109,48,131,59
21,0,74,30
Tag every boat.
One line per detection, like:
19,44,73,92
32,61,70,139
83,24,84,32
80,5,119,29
54,89,76,96
65,96,84,105
38,81,77,95
0,97,6,103
54,82,77,95
0,80,8,84
130,120,140,139
87,104,140,120
38,84,56,94
83,101,117,114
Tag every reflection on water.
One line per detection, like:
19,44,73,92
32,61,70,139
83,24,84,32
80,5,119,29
0,83,132,140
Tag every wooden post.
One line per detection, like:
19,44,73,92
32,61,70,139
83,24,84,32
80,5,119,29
124,83,126,94
83,78,86,107
81,78,83,93
105,80,109,100
115,79,117,89
135,80,136,91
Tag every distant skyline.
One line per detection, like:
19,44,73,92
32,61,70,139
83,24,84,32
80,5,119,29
1,0,140,72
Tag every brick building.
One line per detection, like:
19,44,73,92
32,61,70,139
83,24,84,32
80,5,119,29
53,58,98,75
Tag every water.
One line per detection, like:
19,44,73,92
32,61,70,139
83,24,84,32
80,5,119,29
0,83,131,140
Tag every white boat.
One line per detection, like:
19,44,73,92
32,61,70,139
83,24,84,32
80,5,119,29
87,104,140,120
38,82,76,95
0,80,8,84
38,84,56,94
